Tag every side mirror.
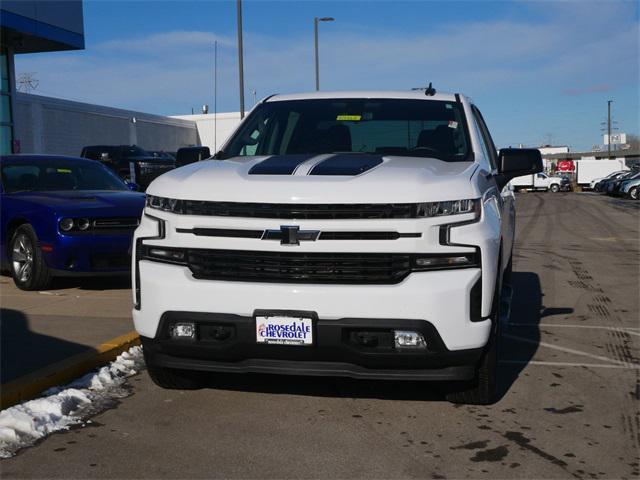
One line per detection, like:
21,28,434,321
496,148,543,189
125,181,140,191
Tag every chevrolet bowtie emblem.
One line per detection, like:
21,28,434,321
263,226,320,245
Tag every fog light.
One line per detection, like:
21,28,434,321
170,322,196,339
394,330,426,349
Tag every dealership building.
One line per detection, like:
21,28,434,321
0,1,232,156
1,0,87,154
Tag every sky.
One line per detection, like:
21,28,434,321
15,0,640,151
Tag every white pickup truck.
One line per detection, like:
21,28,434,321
132,90,542,404
509,172,567,192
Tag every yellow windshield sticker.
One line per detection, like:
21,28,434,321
57,168,72,173
336,114,361,121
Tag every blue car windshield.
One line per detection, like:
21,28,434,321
1,160,128,193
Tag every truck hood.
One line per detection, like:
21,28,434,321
147,154,479,203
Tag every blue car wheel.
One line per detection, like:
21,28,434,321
10,224,52,291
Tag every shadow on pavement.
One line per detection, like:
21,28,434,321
496,271,571,402
38,276,131,292
0,309,94,384
189,271,558,404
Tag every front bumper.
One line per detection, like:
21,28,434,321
141,313,483,381
133,260,490,352
45,233,133,274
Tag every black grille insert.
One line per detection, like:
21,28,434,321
180,201,419,219
186,249,412,284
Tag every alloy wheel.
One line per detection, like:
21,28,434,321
12,233,34,283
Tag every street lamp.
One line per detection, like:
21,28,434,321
314,16,334,91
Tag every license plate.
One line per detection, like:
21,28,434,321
255,316,313,346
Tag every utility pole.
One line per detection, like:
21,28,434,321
607,100,612,158
214,40,218,152
236,0,245,119
314,18,319,91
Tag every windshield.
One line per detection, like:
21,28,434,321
122,146,150,157
1,160,129,193
223,99,471,162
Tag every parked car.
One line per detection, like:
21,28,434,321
148,150,176,161
1,155,145,290
591,170,628,191
80,145,174,190
133,89,542,405
620,176,640,200
598,170,635,193
175,146,211,168
606,171,640,196
609,171,640,197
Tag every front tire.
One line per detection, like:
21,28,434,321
629,187,639,200
445,269,501,405
549,184,560,193
10,225,52,291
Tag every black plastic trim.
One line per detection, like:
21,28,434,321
141,312,483,380
134,213,166,310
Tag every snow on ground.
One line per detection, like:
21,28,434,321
0,346,145,458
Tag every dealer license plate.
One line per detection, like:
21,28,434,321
255,316,313,346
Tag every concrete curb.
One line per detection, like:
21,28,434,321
1,331,140,410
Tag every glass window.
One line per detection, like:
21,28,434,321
472,107,498,170
0,50,9,94
1,160,128,193
1,95,11,123
224,99,471,162
0,125,11,155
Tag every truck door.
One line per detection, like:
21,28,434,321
535,173,548,189
472,106,514,276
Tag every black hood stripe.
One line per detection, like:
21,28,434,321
248,154,317,175
309,154,384,176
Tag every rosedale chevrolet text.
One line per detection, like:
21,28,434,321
132,89,542,404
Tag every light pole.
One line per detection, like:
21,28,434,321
607,100,612,158
237,0,245,119
314,17,334,91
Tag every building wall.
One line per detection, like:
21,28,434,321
14,93,200,156
171,112,243,152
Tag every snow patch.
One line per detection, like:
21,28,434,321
0,345,144,458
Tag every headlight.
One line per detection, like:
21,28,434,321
77,218,90,230
59,218,74,231
416,199,480,218
413,251,479,271
146,195,184,213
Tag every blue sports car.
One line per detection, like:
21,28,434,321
1,155,146,290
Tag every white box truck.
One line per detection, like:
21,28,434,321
576,159,629,188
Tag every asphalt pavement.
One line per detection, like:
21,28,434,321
0,276,133,383
1,192,639,479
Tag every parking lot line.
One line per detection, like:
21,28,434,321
503,333,637,367
509,323,640,336
500,359,640,369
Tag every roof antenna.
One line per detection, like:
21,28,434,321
424,82,436,96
